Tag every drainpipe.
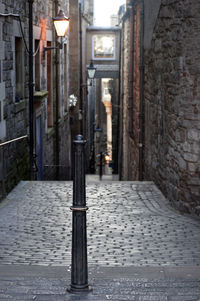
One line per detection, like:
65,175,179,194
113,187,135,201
55,0,60,180
139,0,144,181
128,6,134,139
119,21,125,181
117,29,122,176
28,0,34,180
127,6,134,180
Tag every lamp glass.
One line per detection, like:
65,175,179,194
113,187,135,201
87,60,96,79
54,19,69,37
87,68,96,79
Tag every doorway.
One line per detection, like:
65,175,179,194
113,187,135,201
36,115,43,180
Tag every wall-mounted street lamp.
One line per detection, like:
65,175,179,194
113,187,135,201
87,60,96,79
81,60,97,87
95,125,102,139
44,10,69,51
53,10,69,37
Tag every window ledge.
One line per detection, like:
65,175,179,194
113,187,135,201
34,91,48,103
47,127,54,138
64,111,68,120
14,99,26,114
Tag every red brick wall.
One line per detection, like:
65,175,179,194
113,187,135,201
121,3,141,180
130,3,141,180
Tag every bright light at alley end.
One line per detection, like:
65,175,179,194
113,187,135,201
53,10,69,37
87,60,96,79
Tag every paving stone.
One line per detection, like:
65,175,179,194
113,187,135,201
0,180,199,300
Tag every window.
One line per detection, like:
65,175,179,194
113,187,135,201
35,40,40,91
15,37,24,102
64,43,68,112
0,99,1,122
0,60,1,83
0,60,3,122
47,41,53,127
93,35,115,60
0,71,6,139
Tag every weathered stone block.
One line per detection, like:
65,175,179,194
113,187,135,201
188,129,199,141
183,152,198,163
188,163,198,173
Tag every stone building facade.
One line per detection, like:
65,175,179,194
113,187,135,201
120,0,200,215
0,0,72,197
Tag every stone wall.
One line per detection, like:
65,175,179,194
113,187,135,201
0,0,72,196
0,0,29,196
144,0,200,215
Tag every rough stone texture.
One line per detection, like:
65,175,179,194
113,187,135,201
144,0,200,215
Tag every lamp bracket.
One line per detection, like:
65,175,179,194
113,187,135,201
44,36,68,52
44,44,62,52
81,80,92,88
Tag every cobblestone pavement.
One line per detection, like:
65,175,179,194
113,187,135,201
0,180,200,300
0,181,199,267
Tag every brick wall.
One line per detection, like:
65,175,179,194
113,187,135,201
120,16,130,180
120,2,142,181
129,3,141,180
144,0,200,215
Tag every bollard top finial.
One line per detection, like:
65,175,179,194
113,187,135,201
74,135,87,144
75,134,83,141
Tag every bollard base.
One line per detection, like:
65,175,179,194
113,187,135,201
67,284,93,294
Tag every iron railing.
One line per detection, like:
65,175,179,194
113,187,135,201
0,135,29,200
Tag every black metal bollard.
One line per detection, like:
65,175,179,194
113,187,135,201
67,135,92,294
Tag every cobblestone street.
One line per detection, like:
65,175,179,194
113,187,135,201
0,180,200,300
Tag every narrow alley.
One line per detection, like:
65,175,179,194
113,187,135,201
0,0,200,300
0,180,199,300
